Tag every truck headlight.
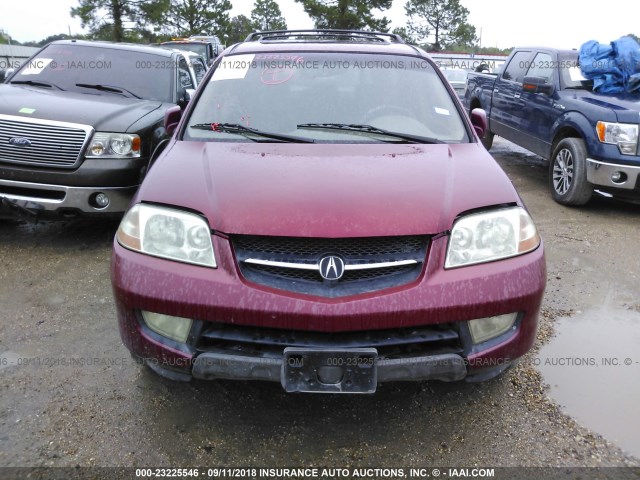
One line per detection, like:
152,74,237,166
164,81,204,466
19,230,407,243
596,121,638,155
116,204,216,268
445,207,540,268
86,132,141,158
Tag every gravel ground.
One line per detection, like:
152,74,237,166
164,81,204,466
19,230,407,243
0,137,638,472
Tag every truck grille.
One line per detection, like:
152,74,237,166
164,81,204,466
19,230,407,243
0,114,92,168
232,235,429,298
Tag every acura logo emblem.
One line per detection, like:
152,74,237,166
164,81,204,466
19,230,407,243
318,255,345,280
9,137,32,147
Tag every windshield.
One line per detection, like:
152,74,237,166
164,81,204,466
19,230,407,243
162,42,208,58
11,43,173,102
185,52,469,143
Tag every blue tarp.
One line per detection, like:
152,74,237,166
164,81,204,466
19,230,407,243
579,36,640,93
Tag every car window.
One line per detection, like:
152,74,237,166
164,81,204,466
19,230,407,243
185,53,469,144
526,52,554,83
502,51,532,83
192,59,207,84
177,57,194,90
10,43,173,103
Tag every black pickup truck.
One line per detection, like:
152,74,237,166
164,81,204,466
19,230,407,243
465,47,640,206
0,40,207,219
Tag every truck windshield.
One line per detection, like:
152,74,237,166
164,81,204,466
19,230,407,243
10,44,173,103
162,42,208,58
185,53,469,144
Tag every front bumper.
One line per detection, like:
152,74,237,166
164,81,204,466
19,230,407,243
587,158,640,191
0,178,137,217
112,234,546,389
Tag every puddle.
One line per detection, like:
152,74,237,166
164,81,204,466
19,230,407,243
536,306,640,458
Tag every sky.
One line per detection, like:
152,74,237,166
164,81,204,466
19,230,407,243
1,0,639,50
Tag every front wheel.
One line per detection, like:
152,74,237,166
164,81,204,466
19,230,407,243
549,138,593,206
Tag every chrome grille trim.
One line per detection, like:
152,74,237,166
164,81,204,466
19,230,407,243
0,114,93,168
244,258,418,271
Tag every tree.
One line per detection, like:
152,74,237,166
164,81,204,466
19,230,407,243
392,26,416,45
70,0,166,42
225,15,256,45
627,33,640,44
161,0,232,38
251,0,287,31
294,0,393,31
405,0,477,51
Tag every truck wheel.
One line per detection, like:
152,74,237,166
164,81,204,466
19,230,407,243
549,138,592,206
481,130,494,150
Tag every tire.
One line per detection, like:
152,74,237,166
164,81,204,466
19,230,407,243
481,130,494,150
549,138,593,206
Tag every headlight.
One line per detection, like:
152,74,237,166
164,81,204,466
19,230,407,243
596,121,638,155
445,207,540,268
468,313,518,344
116,204,216,268
86,132,141,158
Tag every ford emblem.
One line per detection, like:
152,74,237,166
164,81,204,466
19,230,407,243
9,137,32,147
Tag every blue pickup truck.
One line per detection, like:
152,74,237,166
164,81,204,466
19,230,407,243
465,47,640,206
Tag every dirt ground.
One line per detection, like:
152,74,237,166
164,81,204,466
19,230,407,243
0,137,639,471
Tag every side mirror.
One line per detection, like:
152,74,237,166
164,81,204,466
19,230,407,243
523,76,555,96
164,105,182,136
470,108,487,138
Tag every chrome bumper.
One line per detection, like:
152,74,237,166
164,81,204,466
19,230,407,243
586,159,640,190
0,178,137,215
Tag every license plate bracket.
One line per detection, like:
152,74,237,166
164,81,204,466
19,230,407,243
282,348,377,393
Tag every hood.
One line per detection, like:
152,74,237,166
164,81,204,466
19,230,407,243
577,91,640,123
0,84,164,132
140,142,520,237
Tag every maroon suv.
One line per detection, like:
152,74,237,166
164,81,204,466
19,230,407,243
111,30,546,393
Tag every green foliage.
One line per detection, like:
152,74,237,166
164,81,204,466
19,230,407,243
405,0,477,51
251,0,287,31
0,29,10,45
161,0,232,38
225,15,256,45
294,0,393,31
70,0,167,42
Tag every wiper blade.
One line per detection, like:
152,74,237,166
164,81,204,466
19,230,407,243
190,123,314,143
75,83,141,99
297,123,442,144
11,80,64,90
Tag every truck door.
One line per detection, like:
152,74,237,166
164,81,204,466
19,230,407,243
518,52,557,156
490,50,533,144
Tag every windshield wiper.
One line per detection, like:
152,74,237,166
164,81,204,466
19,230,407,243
75,83,142,99
297,123,442,144
190,123,314,143
11,80,64,90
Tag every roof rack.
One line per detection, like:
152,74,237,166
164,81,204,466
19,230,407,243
245,29,405,44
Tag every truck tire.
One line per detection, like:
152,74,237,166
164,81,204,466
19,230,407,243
481,130,494,150
549,138,593,206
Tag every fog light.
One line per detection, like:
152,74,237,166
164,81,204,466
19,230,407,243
95,193,110,208
468,313,518,344
141,311,193,343
611,171,627,184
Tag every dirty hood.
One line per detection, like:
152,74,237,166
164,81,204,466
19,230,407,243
140,141,520,237
0,84,164,132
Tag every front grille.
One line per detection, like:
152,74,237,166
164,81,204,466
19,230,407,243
0,115,91,168
232,235,429,297
197,322,463,360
